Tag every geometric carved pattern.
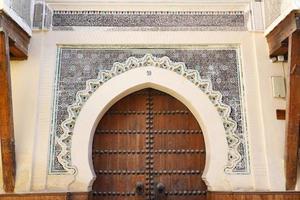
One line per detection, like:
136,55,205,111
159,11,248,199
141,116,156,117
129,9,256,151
52,10,247,31
58,54,245,174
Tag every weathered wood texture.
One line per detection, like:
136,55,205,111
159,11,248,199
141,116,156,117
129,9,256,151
0,192,89,200
285,31,300,190
0,11,31,193
0,31,15,192
208,192,300,200
0,11,30,60
266,11,300,57
92,88,206,200
1,192,300,200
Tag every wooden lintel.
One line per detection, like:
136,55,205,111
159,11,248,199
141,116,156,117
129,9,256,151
0,11,30,60
285,31,300,190
266,11,300,57
0,31,15,192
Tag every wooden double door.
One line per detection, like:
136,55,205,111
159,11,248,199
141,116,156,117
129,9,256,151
91,88,207,200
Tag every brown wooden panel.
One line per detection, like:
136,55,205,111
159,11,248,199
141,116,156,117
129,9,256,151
154,175,206,190
0,31,15,193
1,192,300,200
285,31,300,190
153,114,200,130
151,89,206,200
93,175,145,191
154,154,205,170
92,90,149,200
152,95,188,111
109,94,147,111
92,88,206,200
98,114,146,130
153,134,204,149
93,134,146,149
0,12,31,192
0,192,88,200
93,154,146,171
208,192,300,200
91,196,144,200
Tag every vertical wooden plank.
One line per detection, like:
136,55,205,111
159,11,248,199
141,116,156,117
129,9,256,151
285,31,300,190
92,90,148,200
0,31,15,193
152,90,206,200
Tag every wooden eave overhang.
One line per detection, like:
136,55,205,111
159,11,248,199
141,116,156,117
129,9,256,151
0,11,31,60
266,11,300,58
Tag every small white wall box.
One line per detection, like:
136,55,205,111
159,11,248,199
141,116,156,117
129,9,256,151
271,76,286,98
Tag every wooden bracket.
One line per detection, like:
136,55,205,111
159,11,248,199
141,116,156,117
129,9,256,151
0,11,30,60
266,12,300,57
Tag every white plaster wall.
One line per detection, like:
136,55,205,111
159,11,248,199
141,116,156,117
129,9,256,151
264,0,300,35
252,33,286,190
10,33,43,193
0,0,32,35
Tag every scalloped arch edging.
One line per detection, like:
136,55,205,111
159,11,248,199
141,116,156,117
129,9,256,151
58,54,245,174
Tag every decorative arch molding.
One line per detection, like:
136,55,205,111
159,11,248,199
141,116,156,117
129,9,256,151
57,55,248,183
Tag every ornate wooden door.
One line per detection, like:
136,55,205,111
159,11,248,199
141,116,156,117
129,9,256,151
92,88,207,200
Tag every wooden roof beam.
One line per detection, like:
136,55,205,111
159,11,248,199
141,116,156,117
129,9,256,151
266,11,300,58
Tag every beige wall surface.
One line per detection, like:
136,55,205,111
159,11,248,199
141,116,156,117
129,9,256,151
264,0,300,34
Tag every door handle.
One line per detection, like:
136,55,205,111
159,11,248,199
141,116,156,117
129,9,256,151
156,183,166,195
135,182,144,195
